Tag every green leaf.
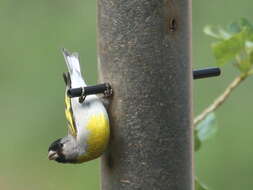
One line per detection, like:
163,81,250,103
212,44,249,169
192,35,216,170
205,18,253,40
227,18,253,34
211,28,251,66
245,41,253,65
196,112,217,141
194,129,202,151
205,18,253,72
235,51,252,72
232,41,253,72
194,112,217,152
239,18,253,29
195,178,208,190
204,25,231,40
245,41,253,53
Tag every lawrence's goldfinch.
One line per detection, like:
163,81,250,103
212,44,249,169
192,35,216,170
48,49,110,163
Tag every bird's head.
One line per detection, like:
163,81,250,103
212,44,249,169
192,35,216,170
48,136,79,163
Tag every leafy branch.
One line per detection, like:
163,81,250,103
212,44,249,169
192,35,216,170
194,18,253,190
194,72,249,126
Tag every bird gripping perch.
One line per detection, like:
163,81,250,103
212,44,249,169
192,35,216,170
68,83,113,100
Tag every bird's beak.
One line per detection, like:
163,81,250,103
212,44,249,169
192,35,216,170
48,151,59,160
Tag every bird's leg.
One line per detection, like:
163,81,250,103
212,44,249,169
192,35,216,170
103,83,113,98
78,87,86,103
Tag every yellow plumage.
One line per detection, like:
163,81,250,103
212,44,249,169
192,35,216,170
65,94,110,162
77,114,110,162
64,95,77,137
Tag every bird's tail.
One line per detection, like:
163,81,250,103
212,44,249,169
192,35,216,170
62,48,86,88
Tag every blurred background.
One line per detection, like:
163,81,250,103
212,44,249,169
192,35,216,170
0,0,252,189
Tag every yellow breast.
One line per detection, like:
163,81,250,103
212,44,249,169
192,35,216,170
77,113,110,162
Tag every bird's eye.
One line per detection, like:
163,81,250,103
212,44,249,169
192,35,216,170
60,143,64,148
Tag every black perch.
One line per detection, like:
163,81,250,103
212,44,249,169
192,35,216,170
67,67,221,98
193,67,221,80
67,83,112,98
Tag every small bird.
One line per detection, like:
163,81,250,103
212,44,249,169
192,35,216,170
48,49,110,163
